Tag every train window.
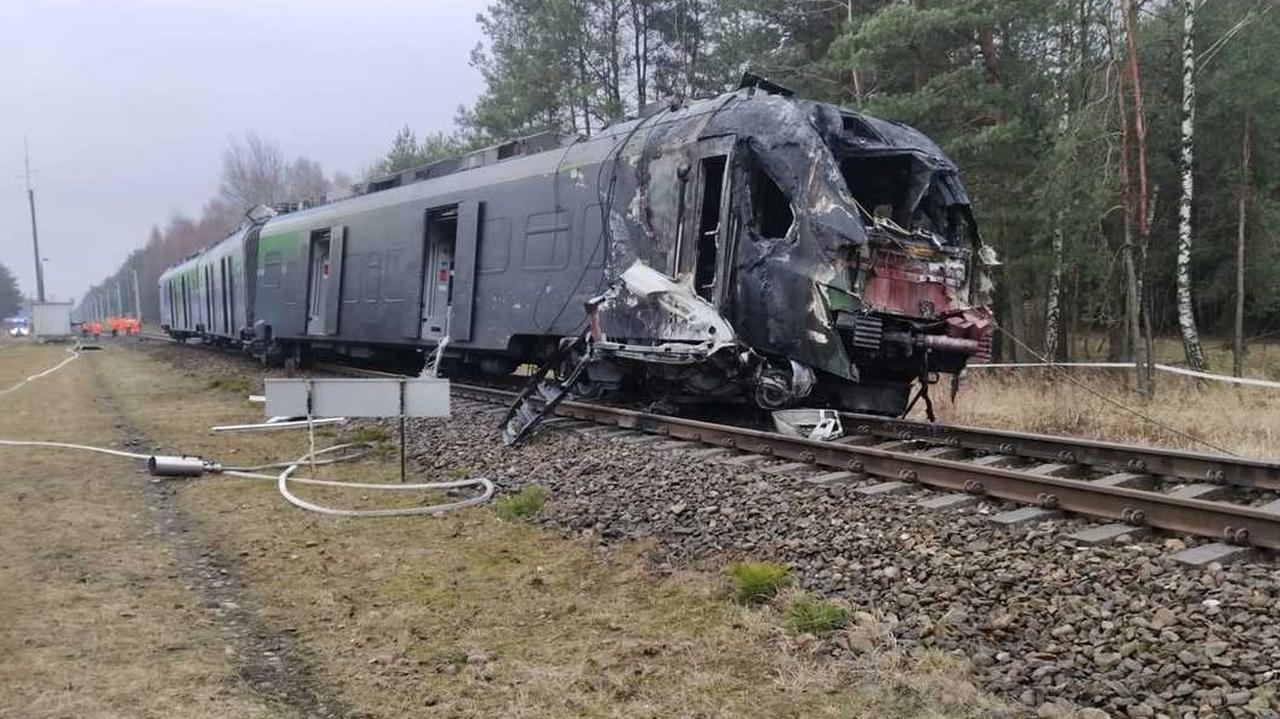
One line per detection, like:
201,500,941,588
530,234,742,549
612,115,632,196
582,205,605,269
752,168,793,239
343,253,363,304
382,248,404,300
478,218,511,274
523,210,571,270
262,251,283,288
365,253,382,302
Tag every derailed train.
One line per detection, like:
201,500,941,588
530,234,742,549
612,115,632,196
159,80,996,416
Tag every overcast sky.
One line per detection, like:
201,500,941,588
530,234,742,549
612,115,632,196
1,0,486,302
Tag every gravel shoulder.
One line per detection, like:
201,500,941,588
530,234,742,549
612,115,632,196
406,399,1280,718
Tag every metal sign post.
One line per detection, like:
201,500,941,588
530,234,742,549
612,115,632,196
264,377,450,483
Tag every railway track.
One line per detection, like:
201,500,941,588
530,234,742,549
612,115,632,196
141,332,1280,560
448,384,1280,561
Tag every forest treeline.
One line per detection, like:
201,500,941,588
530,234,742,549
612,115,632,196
78,134,352,329
83,0,1279,378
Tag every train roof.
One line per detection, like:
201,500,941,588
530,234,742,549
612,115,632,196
258,85,967,237
159,79,969,273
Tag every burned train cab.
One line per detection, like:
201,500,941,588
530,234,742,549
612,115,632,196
805,101,997,412
581,82,995,416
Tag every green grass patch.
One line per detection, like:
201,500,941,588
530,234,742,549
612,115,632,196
782,593,847,634
495,484,549,521
205,375,254,395
725,561,790,605
348,425,391,444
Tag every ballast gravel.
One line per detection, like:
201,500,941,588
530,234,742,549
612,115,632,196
406,404,1280,719
132,344,1277,718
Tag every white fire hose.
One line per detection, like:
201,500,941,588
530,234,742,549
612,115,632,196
0,347,493,517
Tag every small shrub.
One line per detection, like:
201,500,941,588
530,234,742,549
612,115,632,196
783,593,847,635
205,375,253,394
725,560,791,605
495,484,549,521
348,425,391,444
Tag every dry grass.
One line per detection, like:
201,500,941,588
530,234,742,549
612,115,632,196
0,341,271,718
88,343,1009,717
1053,332,1280,376
910,336,1280,459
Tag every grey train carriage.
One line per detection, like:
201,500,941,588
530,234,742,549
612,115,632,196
160,81,996,416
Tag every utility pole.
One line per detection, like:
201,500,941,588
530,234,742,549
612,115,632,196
24,136,46,303
132,269,142,322
115,280,124,317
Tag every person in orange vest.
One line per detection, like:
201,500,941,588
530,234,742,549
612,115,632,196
127,317,141,335
87,321,102,339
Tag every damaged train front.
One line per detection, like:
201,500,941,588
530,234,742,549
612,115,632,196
810,103,998,414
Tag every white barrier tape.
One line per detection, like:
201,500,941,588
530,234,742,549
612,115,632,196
971,362,1136,369
968,361,1280,390
1149,363,1280,389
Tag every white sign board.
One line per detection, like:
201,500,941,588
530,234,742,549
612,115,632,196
263,377,450,418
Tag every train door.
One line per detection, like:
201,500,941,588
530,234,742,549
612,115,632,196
675,140,733,305
203,265,213,332
305,226,346,336
180,275,189,328
220,257,231,334
693,156,727,301
421,208,456,340
418,201,480,342
306,231,331,335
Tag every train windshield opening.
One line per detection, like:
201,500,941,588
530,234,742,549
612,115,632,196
839,154,954,245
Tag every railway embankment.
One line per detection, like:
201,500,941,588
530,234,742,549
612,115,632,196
408,393,1280,717
3,338,1013,718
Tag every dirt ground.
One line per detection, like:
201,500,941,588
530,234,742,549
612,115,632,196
0,339,1008,718
0,341,275,718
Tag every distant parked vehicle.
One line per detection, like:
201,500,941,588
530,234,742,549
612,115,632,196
5,316,30,338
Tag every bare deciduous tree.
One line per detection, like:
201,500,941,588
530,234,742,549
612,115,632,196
286,157,330,204
220,132,287,210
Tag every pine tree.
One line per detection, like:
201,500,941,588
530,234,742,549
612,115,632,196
0,263,25,319
383,126,424,173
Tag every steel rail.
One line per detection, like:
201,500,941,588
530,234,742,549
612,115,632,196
138,336,1280,550
452,383,1280,551
839,412,1280,490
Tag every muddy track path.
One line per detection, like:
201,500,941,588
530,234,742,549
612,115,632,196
80,351,352,719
